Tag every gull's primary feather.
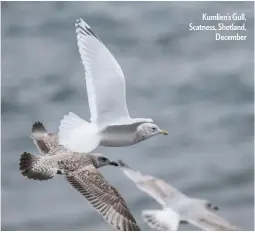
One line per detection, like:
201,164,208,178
66,164,141,231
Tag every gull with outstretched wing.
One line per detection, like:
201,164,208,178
118,160,238,231
58,19,168,153
18,150,140,231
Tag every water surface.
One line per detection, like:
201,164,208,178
1,2,254,230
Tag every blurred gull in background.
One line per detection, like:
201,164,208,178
118,160,238,231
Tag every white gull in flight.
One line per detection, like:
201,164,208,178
58,18,168,153
118,160,238,231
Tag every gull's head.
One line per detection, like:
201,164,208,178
94,155,119,168
138,123,168,138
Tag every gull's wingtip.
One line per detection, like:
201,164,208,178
75,18,90,28
75,18,82,26
31,121,47,134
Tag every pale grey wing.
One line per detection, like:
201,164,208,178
66,165,140,231
187,207,238,231
118,160,181,207
19,152,58,181
30,121,60,155
75,19,131,127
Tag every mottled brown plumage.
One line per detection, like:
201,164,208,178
20,121,141,231
30,121,65,155
66,164,141,231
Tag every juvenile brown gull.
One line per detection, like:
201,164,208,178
20,122,141,231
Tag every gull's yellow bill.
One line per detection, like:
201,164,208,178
160,130,168,135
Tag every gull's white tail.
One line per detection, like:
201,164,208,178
58,112,100,153
142,209,180,231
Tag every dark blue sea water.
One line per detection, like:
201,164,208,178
1,1,254,231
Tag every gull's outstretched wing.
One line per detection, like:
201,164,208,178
31,121,60,155
118,160,183,207
66,164,141,231
75,18,131,127
186,206,237,231
19,152,58,180
142,209,180,231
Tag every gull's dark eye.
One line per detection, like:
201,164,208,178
152,127,156,130
100,157,108,162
